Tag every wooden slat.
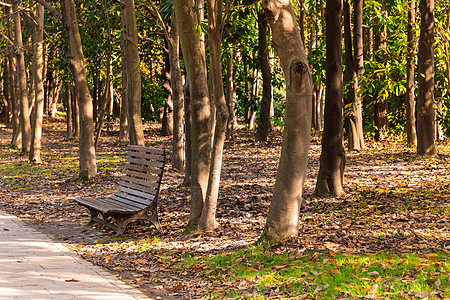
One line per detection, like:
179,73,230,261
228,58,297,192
127,150,166,162
109,193,150,208
99,196,144,211
118,185,156,200
124,165,162,178
128,145,166,155
120,180,158,196
127,157,164,169
121,175,160,189
75,197,136,213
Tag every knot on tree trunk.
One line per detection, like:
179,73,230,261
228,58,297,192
289,59,310,95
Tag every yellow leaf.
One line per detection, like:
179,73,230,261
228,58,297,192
105,255,112,263
425,253,438,259
244,267,257,272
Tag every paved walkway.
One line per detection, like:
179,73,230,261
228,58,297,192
0,211,150,299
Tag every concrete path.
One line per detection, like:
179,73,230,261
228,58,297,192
0,211,150,300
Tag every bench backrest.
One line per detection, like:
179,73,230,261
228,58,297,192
115,145,167,206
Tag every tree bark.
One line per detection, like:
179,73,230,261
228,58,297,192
121,0,145,146
183,79,192,186
315,0,346,198
374,0,388,141
255,9,273,142
161,45,174,136
66,83,73,139
169,15,185,171
197,0,229,231
174,0,211,228
119,34,129,144
12,0,31,152
259,0,312,244
406,0,417,146
417,0,436,156
30,3,45,163
350,0,365,150
61,0,97,179
225,45,236,141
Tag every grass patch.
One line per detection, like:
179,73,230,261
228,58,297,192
178,247,450,299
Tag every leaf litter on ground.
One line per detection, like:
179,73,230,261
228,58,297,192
0,116,449,299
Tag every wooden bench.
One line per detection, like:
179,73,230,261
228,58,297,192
74,145,167,235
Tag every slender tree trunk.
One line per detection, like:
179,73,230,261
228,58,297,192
119,35,129,144
12,0,31,152
66,83,73,139
161,47,174,136
174,0,211,228
6,1,20,148
406,0,417,146
225,46,236,140
259,0,312,244
61,0,97,179
197,0,229,231
351,0,365,150
374,0,388,141
170,15,185,171
121,0,144,146
315,0,346,198
417,0,436,156
30,4,45,163
255,10,273,142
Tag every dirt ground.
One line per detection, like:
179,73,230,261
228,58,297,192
0,117,449,298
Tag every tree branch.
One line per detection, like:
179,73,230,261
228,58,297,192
34,0,62,21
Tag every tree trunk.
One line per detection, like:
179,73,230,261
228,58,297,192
170,15,185,171
197,0,229,231
30,3,45,163
61,0,97,179
174,0,211,228
259,0,312,244
417,0,436,156
66,83,73,139
161,47,174,136
351,0,365,150
315,0,346,198
119,34,129,144
374,0,388,141
406,0,417,146
121,0,145,146
225,45,236,141
6,2,20,148
255,10,273,142
183,79,192,186
12,0,32,152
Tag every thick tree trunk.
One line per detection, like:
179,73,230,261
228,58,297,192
12,0,31,152
406,0,417,146
315,0,346,198
174,0,211,228
417,0,436,156
170,15,185,171
374,0,388,141
61,0,97,179
30,4,45,163
183,79,192,186
121,0,145,146
255,10,273,142
259,0,312,244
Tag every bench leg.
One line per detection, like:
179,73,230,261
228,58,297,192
113,208,161,236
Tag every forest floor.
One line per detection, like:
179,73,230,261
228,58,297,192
0,116,449,299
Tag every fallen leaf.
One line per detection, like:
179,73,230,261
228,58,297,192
171,284,183,292
65,278,79,282
414,291,429,298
